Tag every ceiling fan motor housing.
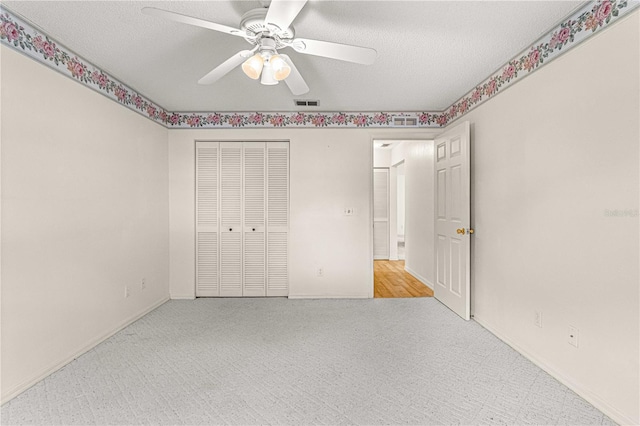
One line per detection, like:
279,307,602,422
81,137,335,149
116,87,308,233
240,8,295,48
258,38,278,60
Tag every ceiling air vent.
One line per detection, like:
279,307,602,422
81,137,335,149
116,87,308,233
294,99,320,107
392,116,418,127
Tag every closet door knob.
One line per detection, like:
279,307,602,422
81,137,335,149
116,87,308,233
252,228,256,231
229,228,232,232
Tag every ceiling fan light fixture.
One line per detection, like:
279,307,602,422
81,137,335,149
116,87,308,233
270,55,291,80
241,53,264,80
260,62,279,86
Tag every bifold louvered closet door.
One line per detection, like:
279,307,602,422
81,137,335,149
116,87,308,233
196,141,289,297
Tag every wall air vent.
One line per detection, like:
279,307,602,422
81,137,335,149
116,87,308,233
294,99,320,107
391,116,418,127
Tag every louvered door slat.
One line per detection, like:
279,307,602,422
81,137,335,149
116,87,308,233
243,145,265,228
267,143,289,296
267,232,288,296
243,232,266,296
196,143,219,296
196,148,218,228
220,232,242,296
221,145,242,229
267,147,289,228
196,232,218,296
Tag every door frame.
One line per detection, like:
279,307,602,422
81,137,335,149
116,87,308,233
369,127,471,312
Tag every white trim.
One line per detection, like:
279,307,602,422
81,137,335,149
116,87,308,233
369,136,375,299
404,265,434,290
170,295,197,300
473,314,637,426
0,296,170,405
288,294,371,299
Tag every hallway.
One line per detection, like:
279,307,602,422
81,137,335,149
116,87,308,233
374,260,433,298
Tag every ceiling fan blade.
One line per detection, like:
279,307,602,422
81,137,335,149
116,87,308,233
142,7,251,38
198,50,253,85
290,38,377,65
264,0,307,32
280,54,309,95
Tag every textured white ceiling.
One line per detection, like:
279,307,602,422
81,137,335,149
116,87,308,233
4,1,584,112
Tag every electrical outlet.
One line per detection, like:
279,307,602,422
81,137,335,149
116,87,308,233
124,286,130,299
568,325,579,348
534,311,542,328
317,267,324,277
141,278,146,290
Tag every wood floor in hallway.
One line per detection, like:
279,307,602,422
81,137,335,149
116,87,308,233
374,260,433,298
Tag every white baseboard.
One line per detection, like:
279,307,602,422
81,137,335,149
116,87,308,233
170,295,196,300
1,296,170,405
288,294,371,299
473,314,637,426
404,266,434,290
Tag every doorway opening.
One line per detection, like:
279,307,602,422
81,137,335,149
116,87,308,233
372,140,432,298
371,123,472,318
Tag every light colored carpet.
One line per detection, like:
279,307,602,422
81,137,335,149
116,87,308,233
1,298,615,425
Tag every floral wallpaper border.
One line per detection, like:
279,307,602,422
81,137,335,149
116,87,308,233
1,0,637,129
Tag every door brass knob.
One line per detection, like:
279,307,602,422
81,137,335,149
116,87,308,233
469,229,474,234
456,228,466,235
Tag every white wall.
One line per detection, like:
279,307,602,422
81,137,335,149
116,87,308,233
372,142,435,284
401,141,435,287
373,147,391,168
1,46,170,402
397,164,405,236
170,129,382,299
454,12,639,425
389,140,435,288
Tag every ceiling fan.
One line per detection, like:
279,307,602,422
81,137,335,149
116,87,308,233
142,0,377,95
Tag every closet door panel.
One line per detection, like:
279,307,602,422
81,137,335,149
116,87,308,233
219,142,242,297
266,142,289,296
267,232,288,296
243,142,266,296
195,142,219,297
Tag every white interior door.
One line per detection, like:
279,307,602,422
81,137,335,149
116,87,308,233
373,168,390,260
434,121,471,320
